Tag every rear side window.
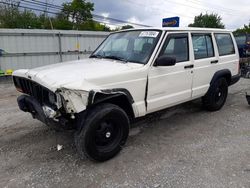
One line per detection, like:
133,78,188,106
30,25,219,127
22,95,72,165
160,34,189,63
192,34,214,59
214,33,235,56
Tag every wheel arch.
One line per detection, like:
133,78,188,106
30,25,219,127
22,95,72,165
210,69,232,86
87,88,135,121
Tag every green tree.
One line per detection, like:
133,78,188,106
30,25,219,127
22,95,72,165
121,25,134,30
0,1,110,31
234,23,250,35
189,13,225,29
61,0,94,29
78,20,110,31
49,14,73,30
0,5,41,29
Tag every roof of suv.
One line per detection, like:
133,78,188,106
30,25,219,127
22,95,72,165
119,27,232,33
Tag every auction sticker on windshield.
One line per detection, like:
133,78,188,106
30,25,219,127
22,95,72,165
139,31,159,38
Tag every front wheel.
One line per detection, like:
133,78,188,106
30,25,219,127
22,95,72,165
75,103,129,162
202,77,228,111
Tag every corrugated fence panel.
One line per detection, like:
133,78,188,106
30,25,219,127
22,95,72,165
0,29,109,71
0,55,60,70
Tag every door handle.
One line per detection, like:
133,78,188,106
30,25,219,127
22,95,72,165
211,60,218,64
184,64,194,69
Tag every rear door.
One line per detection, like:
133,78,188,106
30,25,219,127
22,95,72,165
191,32,219,99
191,32,238,99
147,32,194,113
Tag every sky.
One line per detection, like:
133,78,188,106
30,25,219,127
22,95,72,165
57,0,250,30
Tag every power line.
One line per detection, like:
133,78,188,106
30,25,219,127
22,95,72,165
123,0,194,19
157,0,248,16
0,1,151,27
21,0,151,27
189,0,247,13
21,0,62,10
92,14,151,27
124,0,248,19
0,1,61,14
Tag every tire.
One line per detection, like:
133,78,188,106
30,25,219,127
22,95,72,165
246,71,250,78
202,77,228,111
74,103,129,162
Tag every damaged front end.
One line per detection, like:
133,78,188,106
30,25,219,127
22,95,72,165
56,88,89,115
13,76,86,130
13,76,134,130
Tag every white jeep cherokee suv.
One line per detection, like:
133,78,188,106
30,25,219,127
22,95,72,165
13,28,240,161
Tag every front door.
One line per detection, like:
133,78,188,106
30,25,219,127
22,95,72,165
147,33,194,113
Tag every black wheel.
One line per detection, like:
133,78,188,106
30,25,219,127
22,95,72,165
202,77,228,111
246,71,250,78
75,103,129,162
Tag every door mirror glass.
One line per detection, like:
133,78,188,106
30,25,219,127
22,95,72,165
155,56,176,66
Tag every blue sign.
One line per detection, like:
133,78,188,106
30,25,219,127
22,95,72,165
162,17,180,27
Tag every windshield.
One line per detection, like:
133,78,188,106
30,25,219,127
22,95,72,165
90,30,162,64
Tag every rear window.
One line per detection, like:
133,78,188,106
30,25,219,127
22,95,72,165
214,33,235,56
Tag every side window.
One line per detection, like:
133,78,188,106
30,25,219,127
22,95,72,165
192,34,214,59
160,34,189,63
214,33,235,56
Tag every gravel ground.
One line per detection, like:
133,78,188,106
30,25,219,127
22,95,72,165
0,79,250,188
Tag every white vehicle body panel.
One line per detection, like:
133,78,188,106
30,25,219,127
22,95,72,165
13,58,148,116
191,32,239,99
147,32,193,113
13,27,240,118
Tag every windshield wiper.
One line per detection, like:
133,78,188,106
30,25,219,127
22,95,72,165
89,54,103,58
102,55,128,63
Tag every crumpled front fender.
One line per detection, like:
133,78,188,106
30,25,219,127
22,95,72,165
57,88,90,113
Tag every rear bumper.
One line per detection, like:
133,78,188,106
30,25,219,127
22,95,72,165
230,74,240,86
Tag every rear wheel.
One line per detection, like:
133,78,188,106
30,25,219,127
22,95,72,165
75,103,129,162
202,77,228,111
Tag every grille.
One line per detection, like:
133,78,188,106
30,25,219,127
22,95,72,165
13,76,56,107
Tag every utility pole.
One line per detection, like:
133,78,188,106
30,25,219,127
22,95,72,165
45,0,48,17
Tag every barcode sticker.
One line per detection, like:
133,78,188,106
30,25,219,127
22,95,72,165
139,31,159,38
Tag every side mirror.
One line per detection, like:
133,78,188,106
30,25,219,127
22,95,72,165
155,56,176,66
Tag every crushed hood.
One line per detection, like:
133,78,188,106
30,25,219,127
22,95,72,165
13,58,144,91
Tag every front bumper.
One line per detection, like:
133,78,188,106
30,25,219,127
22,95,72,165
17,95,72,129
17,95,48,124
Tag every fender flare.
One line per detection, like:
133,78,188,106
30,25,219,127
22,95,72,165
87,88,134,106
210,69,232,86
